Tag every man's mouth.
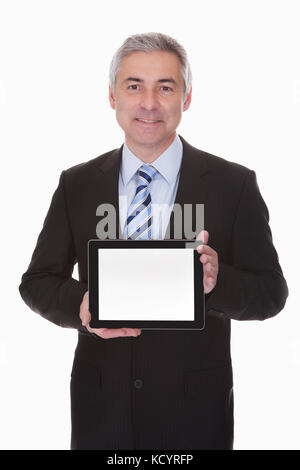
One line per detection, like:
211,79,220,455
135,118,162,123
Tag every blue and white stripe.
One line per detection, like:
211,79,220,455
123,164,157,240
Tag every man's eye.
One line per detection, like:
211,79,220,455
127,85,172,92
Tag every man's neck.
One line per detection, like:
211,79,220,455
125,132,177,163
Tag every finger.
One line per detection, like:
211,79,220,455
85,327,122,338
199,253,214,265
196,230,209,245
99,328,141,339
121,328,142,336
82,291,89,307
203,262,217,277
101,328,126,339
197,244,216,256
204,275,217,293
206,276,216,288
199,253,218,274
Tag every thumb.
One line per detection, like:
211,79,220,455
80,309,91,326
196,230,209,245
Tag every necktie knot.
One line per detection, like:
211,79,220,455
138,164,157,187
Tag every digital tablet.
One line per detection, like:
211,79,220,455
88,239,205,330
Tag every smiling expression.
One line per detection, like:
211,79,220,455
109,50,192,154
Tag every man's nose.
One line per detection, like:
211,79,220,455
140,90,159,110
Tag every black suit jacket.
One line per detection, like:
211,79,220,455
19,135,288,450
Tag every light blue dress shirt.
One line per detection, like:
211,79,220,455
119,133,183,240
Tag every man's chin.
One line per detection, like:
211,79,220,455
128,129,176,147
128,134,164,147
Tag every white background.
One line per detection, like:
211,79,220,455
0,0,299,450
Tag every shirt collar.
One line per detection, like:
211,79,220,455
121,133,183,186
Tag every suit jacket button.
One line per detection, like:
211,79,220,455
134,379,143,389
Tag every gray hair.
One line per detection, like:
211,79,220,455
109,32,192,101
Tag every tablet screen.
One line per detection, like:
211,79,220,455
98,248,194,321
88,239,204,330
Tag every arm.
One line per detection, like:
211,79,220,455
19,171,87,330
205,170,289,321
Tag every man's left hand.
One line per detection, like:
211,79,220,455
196,230,219,294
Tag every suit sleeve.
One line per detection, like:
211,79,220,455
19,171,88,330
205,170,289,321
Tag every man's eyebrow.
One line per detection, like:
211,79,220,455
122,77,177,85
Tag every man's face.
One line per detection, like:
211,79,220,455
109,50,192,148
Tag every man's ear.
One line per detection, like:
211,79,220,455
183,86,192,112
109,85,116,109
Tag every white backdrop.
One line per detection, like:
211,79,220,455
0,0,299,450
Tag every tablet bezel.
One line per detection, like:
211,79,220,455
88,239,205,330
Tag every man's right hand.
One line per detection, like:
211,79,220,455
79,291,142,339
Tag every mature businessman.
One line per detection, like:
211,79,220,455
19,32,288,450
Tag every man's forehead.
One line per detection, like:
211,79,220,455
117,51,183,84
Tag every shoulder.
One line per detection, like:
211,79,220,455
54,148,120,199
181,137,254,191
190,142,252,177
180,136,253,176
64,148,117,177
204,148,253,186
179,137,258,205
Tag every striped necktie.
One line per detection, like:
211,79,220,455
123,164,157,240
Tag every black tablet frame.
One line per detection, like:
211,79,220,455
88,239,205,330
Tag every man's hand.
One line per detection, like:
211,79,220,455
196,230,219,294
79,291,142,339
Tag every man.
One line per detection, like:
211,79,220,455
19,32,288,450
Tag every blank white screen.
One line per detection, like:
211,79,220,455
98,248,194,321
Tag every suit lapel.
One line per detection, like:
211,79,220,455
94,146,123,239
165,135,210,240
